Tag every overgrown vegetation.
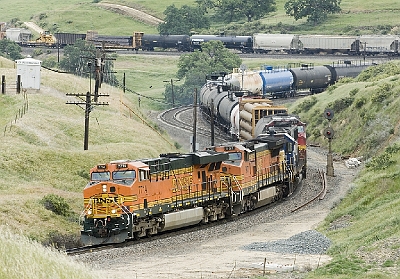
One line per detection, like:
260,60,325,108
41,194,71,217
0,226,97,278
287,60,400,278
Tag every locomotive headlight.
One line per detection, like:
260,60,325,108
102,185,107,192
87,210,92,215
111,209,116,214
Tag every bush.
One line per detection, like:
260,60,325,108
354,96,367,108
42,231,81,249
328,96,354,112
40,194,71,217
371,83,393,104
349,88,360,96
366,144,400,170
76,169,90,180
293,96,317,114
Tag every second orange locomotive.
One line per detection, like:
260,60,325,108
81,114,306,245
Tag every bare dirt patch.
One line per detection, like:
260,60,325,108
97,3,164,26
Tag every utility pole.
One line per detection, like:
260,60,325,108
66,92,109,150
324,109,335,176
163,78,180,106
192,88,198,152
210,99,215,146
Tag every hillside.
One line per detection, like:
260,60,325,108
1,0,400,277
0,55,178,245
287,61,400,278
2,0,400,36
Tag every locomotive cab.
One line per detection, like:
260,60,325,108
81,160,144,245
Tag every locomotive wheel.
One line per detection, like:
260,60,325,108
133,232,140,240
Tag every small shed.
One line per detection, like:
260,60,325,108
16,57,42,90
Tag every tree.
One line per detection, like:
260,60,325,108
158,5,210,35
60,39,95,76
0,39,23,61
60,39,117,85
165,40,241,105
213,0,276,23
284,0,341,24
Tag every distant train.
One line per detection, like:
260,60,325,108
199,61,372,140
5,28,399,56
80,113,306,246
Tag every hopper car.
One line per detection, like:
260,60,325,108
8,28,399,55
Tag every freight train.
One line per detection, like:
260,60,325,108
80,114,307,246
200,60,371,140
6,28,399,56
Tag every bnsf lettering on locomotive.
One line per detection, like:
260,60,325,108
94,197,118,203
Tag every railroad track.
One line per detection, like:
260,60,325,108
158,105,231,144
67,166,326,256
291,169,327,212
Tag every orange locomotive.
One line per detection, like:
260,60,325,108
80,116,306,245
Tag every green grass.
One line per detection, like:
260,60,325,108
2,0,400,277
0,226,98,279
284,61,400,278
3,0,400,37
0,56,178,243
113,54,180,110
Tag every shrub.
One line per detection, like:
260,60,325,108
42,231,81,249
366,144,400,170
76,169,90,180
328,96,354,112
293,96,317,114
349,88,360,96
40,194,71,217
354,97,367,108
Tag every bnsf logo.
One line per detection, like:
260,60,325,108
93,197,118,204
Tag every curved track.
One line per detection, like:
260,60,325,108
158,105,231,144
68,169,326,256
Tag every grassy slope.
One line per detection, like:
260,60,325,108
0,226,98,279
2,0,400,278
4,0,400,36
285,62,400,278
0,55,178,242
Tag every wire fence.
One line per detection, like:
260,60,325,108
3,89,29,136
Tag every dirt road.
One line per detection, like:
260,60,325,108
97,3,164,26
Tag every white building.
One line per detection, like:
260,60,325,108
16,57,42,90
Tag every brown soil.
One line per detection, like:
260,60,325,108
97,3,164,26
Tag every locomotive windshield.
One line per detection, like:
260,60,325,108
224,152,242,166
91,171,111,181
112,170,136,185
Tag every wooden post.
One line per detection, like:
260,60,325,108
2,75,5,94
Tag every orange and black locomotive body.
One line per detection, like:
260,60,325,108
81,115,306,246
